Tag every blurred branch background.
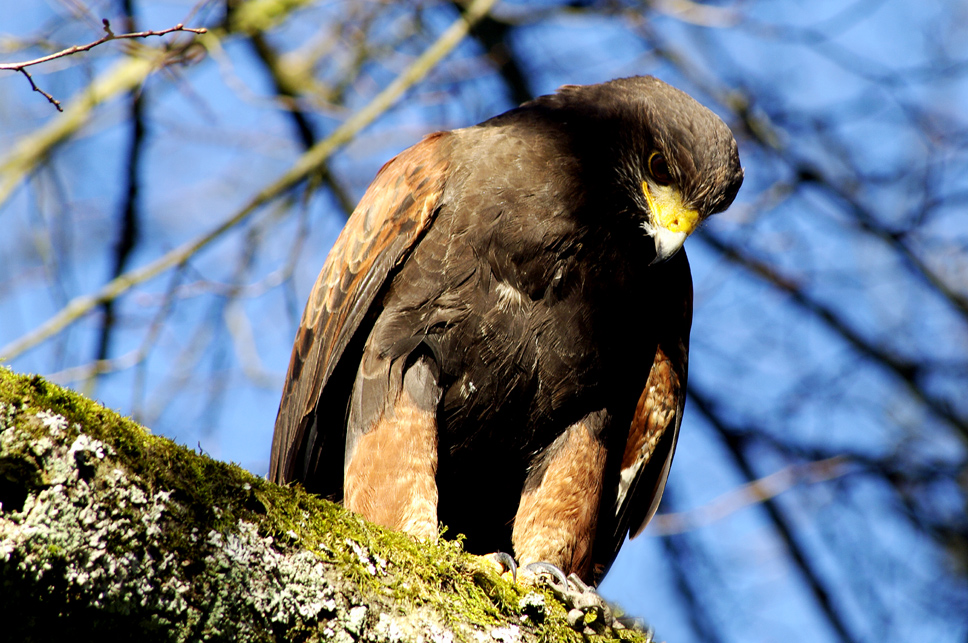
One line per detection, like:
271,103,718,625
1,1,966,641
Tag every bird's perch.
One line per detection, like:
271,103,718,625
0,367,651,642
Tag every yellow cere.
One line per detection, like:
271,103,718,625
642,180,700,235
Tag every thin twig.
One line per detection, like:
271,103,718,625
1,20,206,112
0,0,498,363
17,68,62,111
0,21,207,71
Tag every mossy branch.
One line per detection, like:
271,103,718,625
0,367,651,642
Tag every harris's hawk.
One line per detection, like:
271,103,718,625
269,76,743,585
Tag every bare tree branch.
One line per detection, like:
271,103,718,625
86,2,147,399
0,21,206,71
0,0,498,363
650,457,850,535
0,2,326,210
245,29,356,217
0,20,206,112
15,67,63,111
1,50,169,207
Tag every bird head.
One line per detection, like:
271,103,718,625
553,76,745,263
626,76,744,263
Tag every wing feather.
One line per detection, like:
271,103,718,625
269,131,452,491
593,250,692,580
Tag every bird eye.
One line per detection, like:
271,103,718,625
648,152,672,186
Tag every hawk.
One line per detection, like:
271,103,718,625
270,76,743,585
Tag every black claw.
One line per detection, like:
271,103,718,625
523,561,569,591
491,551,518,580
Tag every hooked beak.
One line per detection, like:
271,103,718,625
651,228,689,264
642,180,700,264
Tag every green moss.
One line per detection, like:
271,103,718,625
0,367,655,642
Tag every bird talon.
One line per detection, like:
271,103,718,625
522,561,570,592
490,551,518,581
474,551,518,581
566,572,591,594
518,562,616,631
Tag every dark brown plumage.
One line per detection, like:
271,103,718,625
269,76,743,584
